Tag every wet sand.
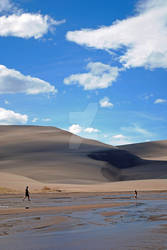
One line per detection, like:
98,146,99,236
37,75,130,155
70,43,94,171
0,192,167,249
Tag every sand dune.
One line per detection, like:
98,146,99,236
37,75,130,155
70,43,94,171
119,140,167,160
0,125,114,185
0,125,167,193
118,140,167,181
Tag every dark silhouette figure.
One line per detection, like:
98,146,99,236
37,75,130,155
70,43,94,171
23,186,31,201
134,190,137,199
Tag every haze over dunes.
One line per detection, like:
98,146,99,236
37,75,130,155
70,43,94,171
0,125,167,192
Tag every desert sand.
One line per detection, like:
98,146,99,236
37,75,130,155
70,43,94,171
119,140,167,161
0,125,167,193
0,126,167,249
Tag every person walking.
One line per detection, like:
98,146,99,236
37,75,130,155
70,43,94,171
23,186,31,201
134,190,137,199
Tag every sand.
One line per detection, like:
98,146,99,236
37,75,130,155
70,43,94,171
0,125,167,194
1,170,167,194
0,125,114,184
0,201,132,215
1,192,167,249
119,140,167,160
1,123,167,249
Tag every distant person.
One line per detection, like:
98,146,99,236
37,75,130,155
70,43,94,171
134,190,137,199
23,186,31,201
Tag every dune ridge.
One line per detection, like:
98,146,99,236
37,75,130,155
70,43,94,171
119,140,167,160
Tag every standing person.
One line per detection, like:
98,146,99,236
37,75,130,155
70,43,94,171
23,186,31,201
134,190,137,199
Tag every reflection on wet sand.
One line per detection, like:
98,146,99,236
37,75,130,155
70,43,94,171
0,192,167,249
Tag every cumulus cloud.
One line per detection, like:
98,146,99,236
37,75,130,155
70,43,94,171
84,127,99,133
66,0,167,69
154,98,167,104
64,62,119,90
0,65,57,95
0,13,65,39
0,0,65,39
69,124,82,134
69,124,100,135
99,97,113,108
0,107,28,125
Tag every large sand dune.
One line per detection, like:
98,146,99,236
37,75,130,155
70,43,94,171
0,126,167,192
0,125,115,185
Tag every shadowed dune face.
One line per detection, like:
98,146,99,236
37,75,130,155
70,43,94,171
88,149,144,169
117,140,167,181
88,147,167,181
0,126,167,186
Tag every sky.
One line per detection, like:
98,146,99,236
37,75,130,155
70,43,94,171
0,0,167,145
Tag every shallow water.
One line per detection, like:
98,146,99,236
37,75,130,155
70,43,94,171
0,192,167,249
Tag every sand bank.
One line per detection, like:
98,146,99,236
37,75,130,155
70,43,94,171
1,171,167,194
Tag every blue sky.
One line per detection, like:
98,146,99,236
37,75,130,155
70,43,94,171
0,0,167,145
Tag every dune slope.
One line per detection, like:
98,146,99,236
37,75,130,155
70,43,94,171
0,126,167,191
0,125,116,184
119,140,167,161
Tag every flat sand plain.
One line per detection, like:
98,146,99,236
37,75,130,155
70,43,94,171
1,171,167,194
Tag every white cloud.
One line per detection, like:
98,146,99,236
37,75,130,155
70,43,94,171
0,13,65,39
0,65,57,95
112,134,126,139
84,127,100,133
110,134,132,146
64,62,119,90
32,117,38,123
69,124,82,134
154,98,167,104
0,107,28,125
66,0,167,69
99,97,113,108
69,124,100,135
